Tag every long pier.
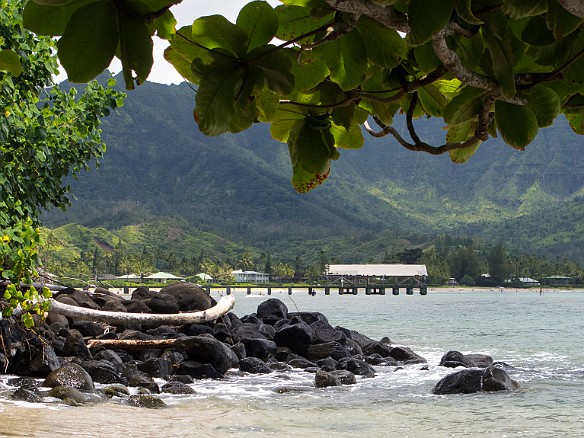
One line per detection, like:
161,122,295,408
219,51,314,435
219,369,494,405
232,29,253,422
204,285,428,296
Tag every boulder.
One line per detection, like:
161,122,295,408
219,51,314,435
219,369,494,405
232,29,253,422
232,323,269,343
47,385,106,405
432,368,484,394
122,299,151,313
146,293,180,314
330,370,357,385
12,387,42,403
256,299,288,324
440,350,478,368
362,340,392,357
240,357,272,374
176,361,224,379
388,346,427,364
176,335,239,374
465,353,494,368
43,362,95,390
336,326,375,349
432,365,519,395
160,282,216,311
338,357,376,377
316,357,338,372
241,338,277,361
287,356,318,369
314,369,342,388
128,394,166,409
131,287,156,300
71,321,106,338
81,359,127,385
161,381,196,394
179,323,214,337
306,341,351,362
482,365,519,391
62,329,92,359
137,358,172,379
274,320,315,355
288,311,328,325
310,320,347,344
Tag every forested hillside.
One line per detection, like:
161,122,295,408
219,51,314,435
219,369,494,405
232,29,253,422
42,75,584,267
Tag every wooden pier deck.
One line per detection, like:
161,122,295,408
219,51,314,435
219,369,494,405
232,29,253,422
205,285,428,296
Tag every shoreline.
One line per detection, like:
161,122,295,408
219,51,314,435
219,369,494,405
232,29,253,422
98,285,581,297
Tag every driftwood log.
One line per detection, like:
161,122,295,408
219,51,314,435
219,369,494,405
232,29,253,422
50,294,235,325
85,338,181,350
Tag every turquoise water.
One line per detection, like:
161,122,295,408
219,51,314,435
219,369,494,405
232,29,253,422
1,290,584,437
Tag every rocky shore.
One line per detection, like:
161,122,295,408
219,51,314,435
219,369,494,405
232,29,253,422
0,282,519,408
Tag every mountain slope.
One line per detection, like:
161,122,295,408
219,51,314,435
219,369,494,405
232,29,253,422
42,76,584,262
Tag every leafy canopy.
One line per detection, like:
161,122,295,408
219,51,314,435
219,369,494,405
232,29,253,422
1,0,124,326
24,0,584,192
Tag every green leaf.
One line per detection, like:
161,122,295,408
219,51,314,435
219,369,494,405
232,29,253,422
255,89,280,121
237,1,279,51
501,0,547,19
521,16,556,46
449,138,481,163
192,15,248,58
444,87,486,124
484,32,526,98
194,62,243,136
446,120,474,143
546,0,582,39
330,123,364,150
280,0,329,7
408,0,454,46
495,100,539,149
118,14,154,88
525,86,560,127
247,46,295,95
122,0,182,15
289,50,329,94
454,0,483,25
22,312,35,329
149,9,177,40
23,0,95,36
356,16,406,68
314,29,367,91
566,113,584,134
0,50,23,76
414,42,442,71
56,0,119,83
275,5,333,45
164,26,215,84
417,85,448,117
287,119,338,193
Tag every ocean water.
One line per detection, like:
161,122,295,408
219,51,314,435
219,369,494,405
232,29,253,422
1,290,584,437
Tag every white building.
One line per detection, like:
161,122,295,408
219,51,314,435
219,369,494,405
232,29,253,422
231,270,270,284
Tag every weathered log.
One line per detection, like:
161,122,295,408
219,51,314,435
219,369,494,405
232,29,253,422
85,338,179,350
50,294,235,325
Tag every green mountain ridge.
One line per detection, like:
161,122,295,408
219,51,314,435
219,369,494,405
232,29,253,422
42,76,584,265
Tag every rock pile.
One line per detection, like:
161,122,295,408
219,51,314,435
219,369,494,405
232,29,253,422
0,283,519,408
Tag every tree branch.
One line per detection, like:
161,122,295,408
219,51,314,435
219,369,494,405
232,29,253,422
322,0,409,33
556,0,584,18
50,295,235,325
432,24,526,105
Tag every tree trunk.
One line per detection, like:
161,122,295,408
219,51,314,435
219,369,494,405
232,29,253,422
49,295,235,325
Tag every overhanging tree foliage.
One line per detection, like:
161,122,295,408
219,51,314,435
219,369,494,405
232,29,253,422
23,0,584,193
0,0,124,326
